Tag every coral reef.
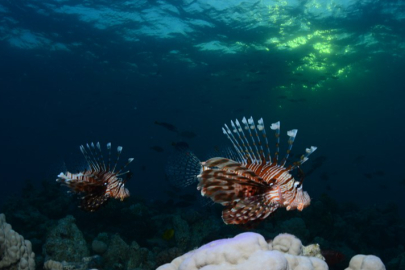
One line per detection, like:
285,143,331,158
157,232,386,270
0,213,35,270
156,232,328,270
1,181,403,270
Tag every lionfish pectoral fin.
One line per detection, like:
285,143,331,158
81,193,110,212
222,195,279,224
165,150,202,188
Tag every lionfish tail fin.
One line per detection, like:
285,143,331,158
290,146,317,171
223,117,275,164
165,150,202,188
222,195,279,224
280,129,298,167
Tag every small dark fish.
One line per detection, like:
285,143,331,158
151,146,164,152
140,165,146,171
180,131,197,139
326,184,332,191
233,108,244,113
155,121,178,133
364,173,373,179
278,95,287,99
379,184,387,189
172,141,189,151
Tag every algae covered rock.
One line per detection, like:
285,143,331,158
42,215,89,262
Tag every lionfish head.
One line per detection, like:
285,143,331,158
114,185,130,201
286,183,311,211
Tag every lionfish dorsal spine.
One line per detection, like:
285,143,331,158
86,143,101,171
270,121,281,164
280,129,298,167
96,142,107,171
235,118,259,163
248,116,265,162
223,124,246,163
80,144,99,172
257,118,272,163
222,127,244,162
241,117,261,163
290,146,317,171
106,142,112,171
116,158,135,176
92,142,105,171
79,145,92,170
112,146,123,173
230,120,250,160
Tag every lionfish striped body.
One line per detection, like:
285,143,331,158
57,142,134,212
166,117,316,224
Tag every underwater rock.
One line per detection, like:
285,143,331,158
42,215,89,262
189,217,221,249
103,234,130,269
155,247,183,267
278,217,310,242
92,239,108,255
0,213,36,270
387,251,405,269
44,256,101,270
43,260,63,270
172,216,189,251
127,241,155,270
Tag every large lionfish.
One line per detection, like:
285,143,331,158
57,142,134,212
166,117,317,224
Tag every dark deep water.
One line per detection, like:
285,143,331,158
0,0,405,269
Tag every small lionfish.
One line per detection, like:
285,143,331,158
166,117,317,224
57,142,134,212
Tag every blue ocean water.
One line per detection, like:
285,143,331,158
0,1,405,268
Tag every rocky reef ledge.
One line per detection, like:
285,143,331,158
157,232,385,270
